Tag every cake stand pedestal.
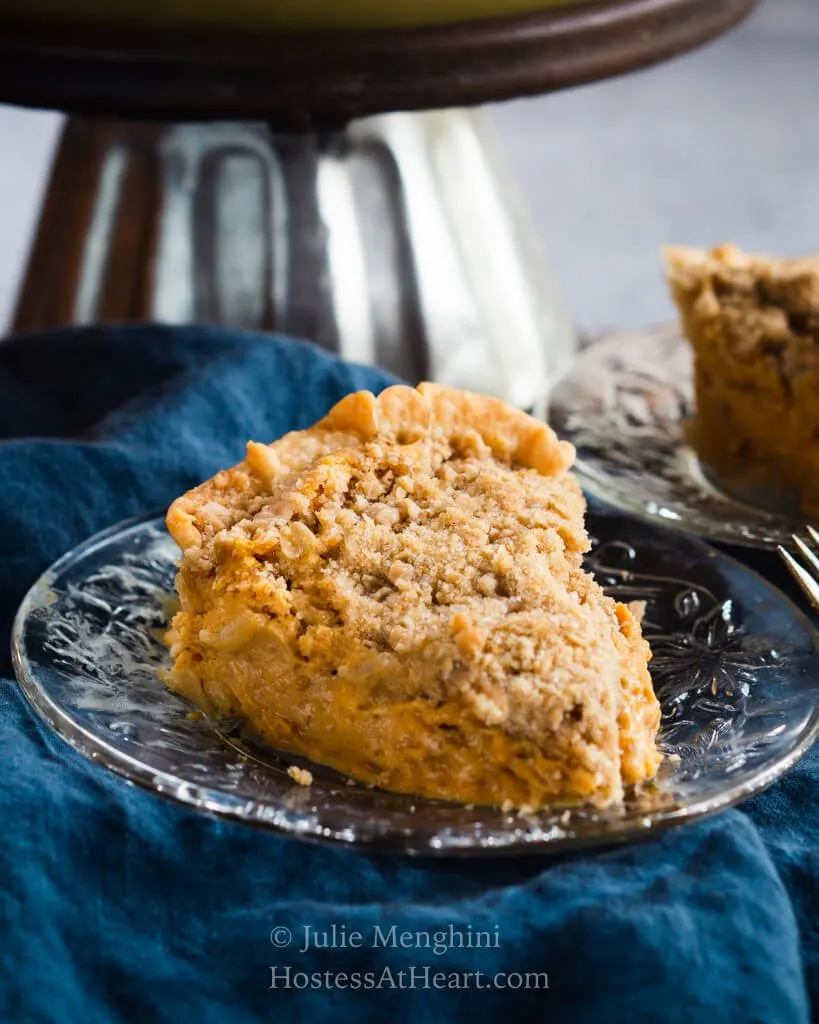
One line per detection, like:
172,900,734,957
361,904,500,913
2,0,756,411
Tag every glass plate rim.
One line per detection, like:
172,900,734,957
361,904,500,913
10,510,819,857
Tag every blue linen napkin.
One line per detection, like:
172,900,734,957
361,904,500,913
0,325,815,1024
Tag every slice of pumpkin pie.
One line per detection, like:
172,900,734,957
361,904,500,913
165,383,660,809
665,243,819,514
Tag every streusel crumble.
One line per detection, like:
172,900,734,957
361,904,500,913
165,383,660,809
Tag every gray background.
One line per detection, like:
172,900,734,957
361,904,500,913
0,0,815,336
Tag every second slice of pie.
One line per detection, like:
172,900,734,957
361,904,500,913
665,243,819,514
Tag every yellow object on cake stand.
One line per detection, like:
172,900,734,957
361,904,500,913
2,0,603,32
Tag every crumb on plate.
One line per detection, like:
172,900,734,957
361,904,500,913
287,765,313,787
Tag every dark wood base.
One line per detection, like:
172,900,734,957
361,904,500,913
0,0,756,128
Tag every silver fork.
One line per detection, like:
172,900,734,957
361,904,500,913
778,526,819,611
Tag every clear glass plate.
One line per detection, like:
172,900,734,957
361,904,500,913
550,324,810,549
11,510,819,856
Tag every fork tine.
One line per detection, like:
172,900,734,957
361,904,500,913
794,535,819,579
806,524,819,548
778,543,819,612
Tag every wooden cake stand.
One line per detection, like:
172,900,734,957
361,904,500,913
0,0,755,125
2,0,757,410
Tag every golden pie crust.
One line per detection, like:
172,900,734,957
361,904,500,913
165,382,661,809
666,243,819,514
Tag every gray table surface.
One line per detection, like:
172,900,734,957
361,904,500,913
0,0,815,337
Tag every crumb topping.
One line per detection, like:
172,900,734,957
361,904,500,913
165,383,660,809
